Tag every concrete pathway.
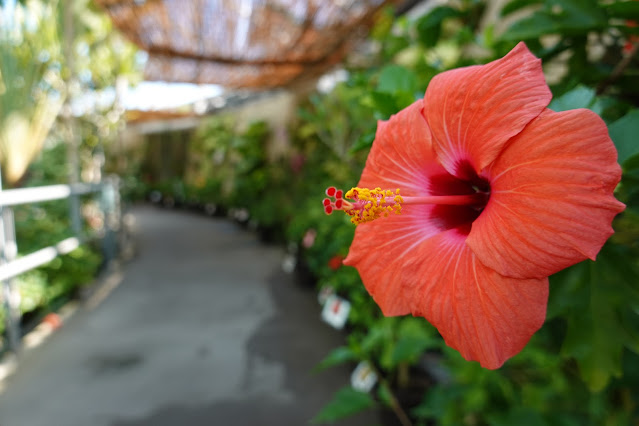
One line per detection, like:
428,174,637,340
0,205,380,426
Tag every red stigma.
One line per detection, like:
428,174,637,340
323,187,349,216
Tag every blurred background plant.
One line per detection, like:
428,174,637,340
0,0,138,347
2,0,639,424
137,1,639,424
0,0,64,186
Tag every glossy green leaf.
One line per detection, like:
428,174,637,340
314,346,357,372
416,6,461,47
549,86,596,112
366,91,401,119
391,337,437,365
411,384,461,420
391,317,438,364
348,132,376,154
605,1,639,20
501,0,544,17
559,245,639,391
377,65,418,94
501,0,607,40
487,407,547,426
501,11,558,40
361,321,393,354
550,0,607,31
312,386,375,423
608,109,639,166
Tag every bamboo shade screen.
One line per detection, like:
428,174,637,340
96,0,398,88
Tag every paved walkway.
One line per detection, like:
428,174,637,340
0,205,379,426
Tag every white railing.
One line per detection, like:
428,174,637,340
0,178,120,353
0,237,82,282
0,183,101,207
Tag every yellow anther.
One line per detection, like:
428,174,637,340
342,187,403,224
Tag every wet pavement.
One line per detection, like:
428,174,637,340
0,205,381,426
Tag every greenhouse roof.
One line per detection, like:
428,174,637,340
96,0,402,88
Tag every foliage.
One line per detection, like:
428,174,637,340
125,0,639,424
0,0,139,186
0,0,64,185
0,0,138,351
312,386,376,423
1,142,103,341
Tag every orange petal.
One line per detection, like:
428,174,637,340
343,212,428,316
408,229,549,369
422,42,551,179
468,108,625,279
345,99,487,315
358,100,478,230
344,101,443,315
346,224,548,368
357,100,448,196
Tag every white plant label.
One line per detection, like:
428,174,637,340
321,294,350,330
351,361,378,393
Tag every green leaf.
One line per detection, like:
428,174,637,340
501,0,544,17
348,132,375,154
608,109,639,166
377,383,393,407
559,245,639,391
312,386,375,423
620,307,639,354
549,0,607,31
361,321,393,354
549,86,596,112
416,6,461,47
377,65,418,95
563,307,622,392
611,208,639,249
314,346,357,372
366,91,401,118
360,320,397,369
412,384,465,420
390,318,438,365
501,0,607,40
605,0,639,20
391,337,436,365
501,11,558,40
487,407,547,426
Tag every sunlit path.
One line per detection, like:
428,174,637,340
0,205,379,426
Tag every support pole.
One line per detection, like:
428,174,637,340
100,176,120,266
0,170,21,354
63,0,82,237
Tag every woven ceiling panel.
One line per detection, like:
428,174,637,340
96,0,399,88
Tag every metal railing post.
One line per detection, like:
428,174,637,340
0,169,21,354
100,176,120,266
69,192,82,236
63,0,82,238
0,177,115,352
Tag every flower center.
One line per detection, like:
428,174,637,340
323,179,489,226
428,162,491,232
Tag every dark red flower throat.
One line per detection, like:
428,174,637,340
429,160,491,234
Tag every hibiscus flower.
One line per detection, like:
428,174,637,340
323,42,625,368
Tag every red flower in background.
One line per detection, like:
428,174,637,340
624,0,639,53
328,254,345,270
324,43,625,368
